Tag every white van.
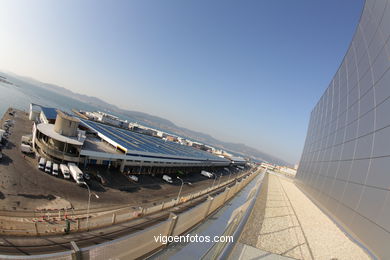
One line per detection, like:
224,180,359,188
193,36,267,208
21,144,33,154
201,170,214,179
162,175,173,183
52,163,59,176
45,160,52,174
60,164,70,179
38,157,46,170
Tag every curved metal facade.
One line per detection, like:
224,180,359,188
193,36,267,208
296,0,390,258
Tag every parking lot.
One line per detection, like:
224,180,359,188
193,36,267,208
0,108,245,212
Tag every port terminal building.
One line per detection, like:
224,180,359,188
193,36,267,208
30,105,239,174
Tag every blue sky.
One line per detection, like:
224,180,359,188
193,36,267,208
0,0,363,164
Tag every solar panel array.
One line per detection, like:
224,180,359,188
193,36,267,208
41,107,58,120
80,119,227,162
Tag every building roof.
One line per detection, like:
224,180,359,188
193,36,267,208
231,156,246,162
40,107,58,120
80,119,229,162
79,150,204,163
57,110,80,122
36,123,83,146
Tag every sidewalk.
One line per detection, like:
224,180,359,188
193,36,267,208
238,173,371,260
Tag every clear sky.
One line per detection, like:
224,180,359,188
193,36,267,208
0,0,364,164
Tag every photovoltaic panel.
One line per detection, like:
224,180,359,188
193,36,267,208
80,119,228,162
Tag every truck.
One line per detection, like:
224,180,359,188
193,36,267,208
38,157,46,170
60,164,71,179
162,174,173,183
96,174,107,185
68,163,86,186
201,170,214,179
52,163,59,176
0,129,5,141
21,143,34,154
45,160,52,174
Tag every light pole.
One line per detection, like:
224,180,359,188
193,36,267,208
211,173,217,189
86,183,99,231
227,169,233,182
217,173,223,187
176,177,184,204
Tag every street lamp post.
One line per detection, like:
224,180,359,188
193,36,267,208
227,170,233,182
176,177,184,205
85,183,99,231
217,173,223,187
211,174,217,190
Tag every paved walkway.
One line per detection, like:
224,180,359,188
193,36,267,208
238,173,371,260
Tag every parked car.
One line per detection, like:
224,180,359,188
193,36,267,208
38,157,46,170
200,170,214,179
84,172,91,181
60,164,71,179
162,175,173,183
1,138,7,145
97,174,107,185
128,175,138,182
4,122,10,127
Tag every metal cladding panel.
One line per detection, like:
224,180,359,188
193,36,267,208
296,0,390,258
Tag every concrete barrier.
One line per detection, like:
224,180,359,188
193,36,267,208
162,199,176,210
83,219,172,260
172,202,209,236
144,204,163,215
208,189,228,214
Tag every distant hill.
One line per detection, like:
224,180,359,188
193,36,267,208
1,70,289,165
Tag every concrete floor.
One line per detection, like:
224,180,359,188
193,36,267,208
239,173,371,260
